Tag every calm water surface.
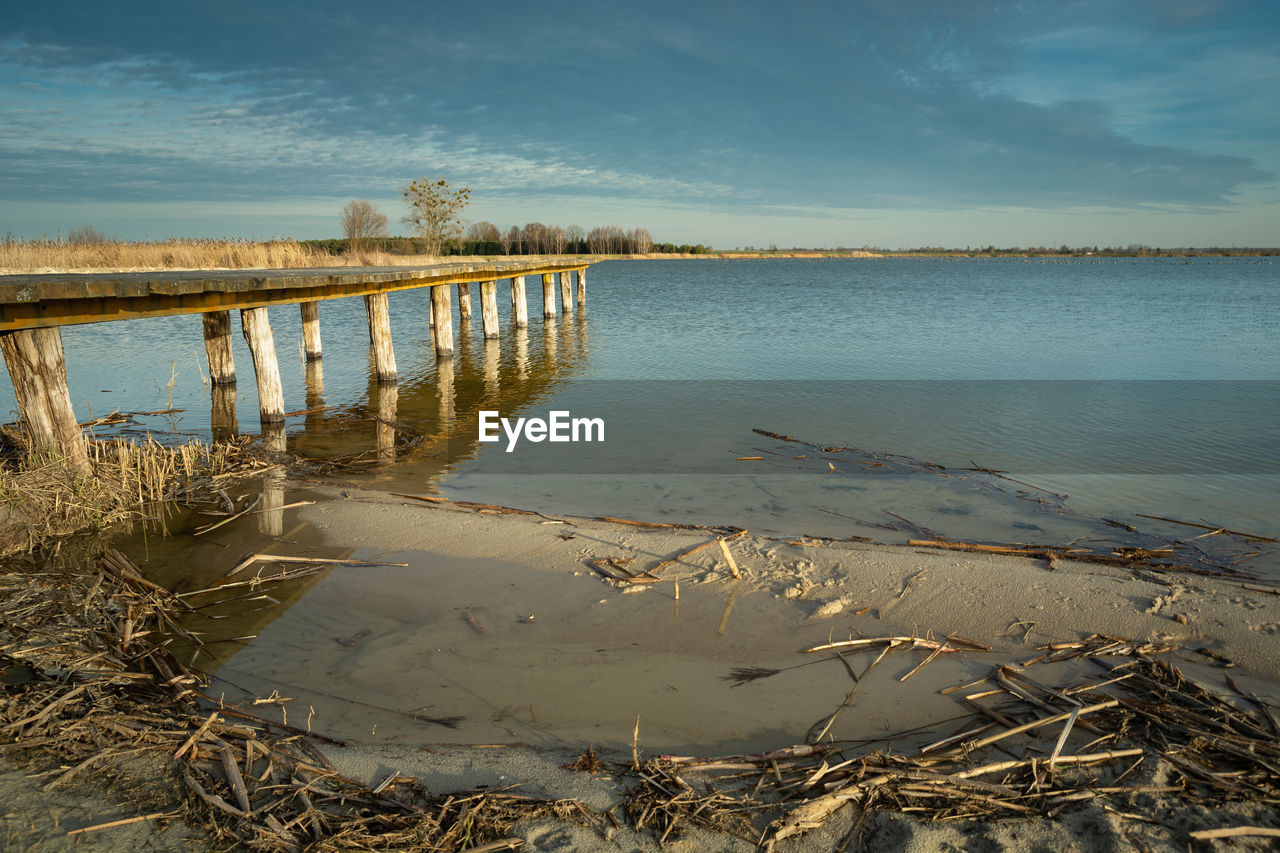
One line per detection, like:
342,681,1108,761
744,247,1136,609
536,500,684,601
9,257,1278,546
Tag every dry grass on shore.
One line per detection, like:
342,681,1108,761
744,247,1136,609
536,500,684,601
0,437,272,554
0,237,439,275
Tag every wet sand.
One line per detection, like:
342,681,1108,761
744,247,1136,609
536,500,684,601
168,483,1280,850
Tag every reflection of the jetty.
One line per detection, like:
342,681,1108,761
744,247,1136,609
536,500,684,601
280,309,590,477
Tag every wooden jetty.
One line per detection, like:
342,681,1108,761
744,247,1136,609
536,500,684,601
0,260,590,475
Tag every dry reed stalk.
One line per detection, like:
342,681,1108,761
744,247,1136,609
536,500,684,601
0,236,440,274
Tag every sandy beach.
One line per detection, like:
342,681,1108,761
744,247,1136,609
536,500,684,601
203,482,1280,850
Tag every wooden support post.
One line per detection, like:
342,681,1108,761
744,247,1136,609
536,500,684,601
479,280,500,340
0,327,90,476
559,271,572,314
363,293,397,382
577,267,586,307
430,284,454,358
201,310,236,385
300,302,322,360
511,276,529,329
239,307,285,424
457,282,472,324
542,273,557,319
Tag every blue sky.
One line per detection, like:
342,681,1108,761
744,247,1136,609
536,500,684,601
1,0,1277,248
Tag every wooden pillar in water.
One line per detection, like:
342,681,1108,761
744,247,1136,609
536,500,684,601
0,327,90,476
576,267,586,307
541,274,557,320
300,302,322,360
239,307,285,424
201,310,236,385
457,282,472,325
480,280,500,340
559,272,572,314
511,276,529,329
363,293,397,382
430,284,454,358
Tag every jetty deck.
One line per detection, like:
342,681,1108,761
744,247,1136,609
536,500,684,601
0,259,591,475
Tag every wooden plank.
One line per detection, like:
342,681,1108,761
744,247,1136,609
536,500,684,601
480,280,499,340
0,263,591,331
201,310,236,385
239,307,285,423
576,267,586,306
0,327,90,475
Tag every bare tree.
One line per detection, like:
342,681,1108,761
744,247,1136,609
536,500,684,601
402,177,471,256
67,225,105,244
500,226,517,255
465,221,501,243
550,225,567,255
340,200,388,254
523,222,548,255
634,227,653,254
565,224,585,253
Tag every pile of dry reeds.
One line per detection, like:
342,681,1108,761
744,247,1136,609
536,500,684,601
616,635,1280,848
0,436,269,554
0,544,585,850
0,237,438,274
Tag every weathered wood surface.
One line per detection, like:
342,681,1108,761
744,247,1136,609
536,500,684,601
430,284,454,358
300,301,322,360
363,293,397,382
0,327,91,476
0,260,591,331
559,271,572,314
239,307,285,423
457,282,472,323
479,280,499,339
511,275,529,328
577,267,586,306
201,310,236,385
542,274,557,319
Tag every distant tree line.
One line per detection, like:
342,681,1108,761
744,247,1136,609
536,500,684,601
873,244,1280,257
320,216,712,257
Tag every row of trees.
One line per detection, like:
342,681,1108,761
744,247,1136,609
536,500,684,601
461,222,657,255
340,178,703,256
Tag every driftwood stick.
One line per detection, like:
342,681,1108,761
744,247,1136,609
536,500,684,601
953,748,1144,780
220,745,253,813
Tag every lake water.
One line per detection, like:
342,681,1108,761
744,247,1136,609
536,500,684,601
8,257,1279,551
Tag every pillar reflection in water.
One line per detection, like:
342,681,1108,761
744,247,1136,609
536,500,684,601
304,360,325,436
376,382,398,461
436,357,456,436
210,384,239,441
483,339,500,396
543,314,559,365
513,327,530,381
259,422,287,536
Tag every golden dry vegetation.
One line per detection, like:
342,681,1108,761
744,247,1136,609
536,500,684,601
0,237,439,274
